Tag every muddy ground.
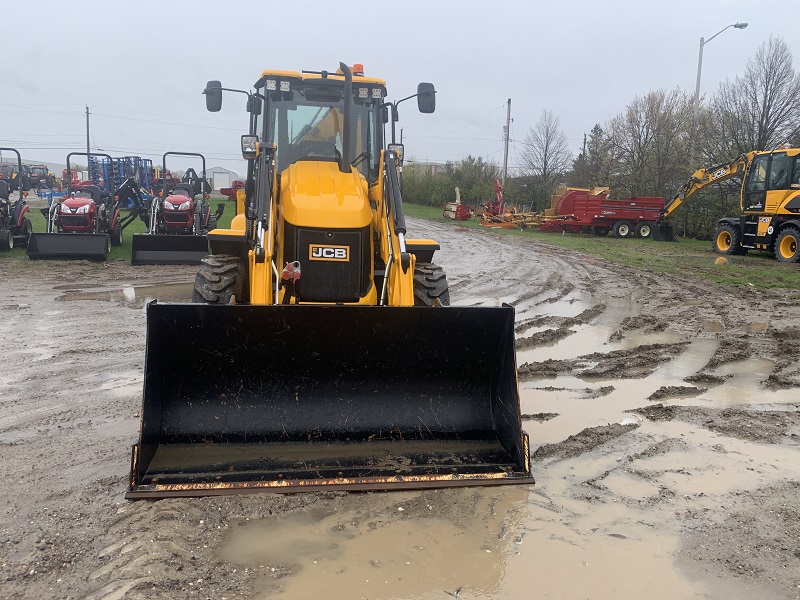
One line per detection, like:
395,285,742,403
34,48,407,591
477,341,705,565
1,218,799,599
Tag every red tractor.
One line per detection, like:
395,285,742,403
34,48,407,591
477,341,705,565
131,152,223,265
157,176,217,235
29,164,57,190
0,148,33,250
51,185,122,244
27,152,145,260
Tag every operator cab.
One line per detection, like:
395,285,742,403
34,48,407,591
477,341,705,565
743,151,799,211
254,68,385,182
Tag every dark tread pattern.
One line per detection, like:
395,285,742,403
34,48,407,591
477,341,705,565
192,255,245,303
413,262,451,307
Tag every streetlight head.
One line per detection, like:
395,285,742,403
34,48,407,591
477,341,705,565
734,22,748,29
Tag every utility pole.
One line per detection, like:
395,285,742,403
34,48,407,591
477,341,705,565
502,98,511,189
85,105,90,157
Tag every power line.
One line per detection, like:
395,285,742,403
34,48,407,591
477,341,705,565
91,111,243,132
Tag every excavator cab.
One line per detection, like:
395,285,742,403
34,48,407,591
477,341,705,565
127,63,533,497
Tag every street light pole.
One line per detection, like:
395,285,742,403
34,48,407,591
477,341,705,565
691,22,748,158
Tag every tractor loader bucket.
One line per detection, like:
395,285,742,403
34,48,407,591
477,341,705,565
652,219,675,242
131,234,209,265
127,302,533,498
26,232,110,260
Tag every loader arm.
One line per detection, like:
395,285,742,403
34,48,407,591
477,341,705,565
113,177,150,230
381,149,416,306
662,152,756,219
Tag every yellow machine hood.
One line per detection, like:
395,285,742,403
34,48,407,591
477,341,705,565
280,161,372,229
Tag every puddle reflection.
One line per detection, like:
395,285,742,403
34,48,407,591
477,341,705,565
56,282,194,309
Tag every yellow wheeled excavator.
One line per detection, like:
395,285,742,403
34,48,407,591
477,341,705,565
654,147,800,261
127,63,533,498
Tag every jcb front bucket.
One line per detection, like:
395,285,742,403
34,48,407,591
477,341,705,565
26,232,109,260
131,234,208,265
651,220,675,242
127,303,533,498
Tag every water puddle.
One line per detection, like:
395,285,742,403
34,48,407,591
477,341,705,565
223,489,524,599
56,282,193,309
221,486,701,600
703,320,725,332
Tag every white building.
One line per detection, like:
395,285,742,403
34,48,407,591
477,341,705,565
203,166,242,191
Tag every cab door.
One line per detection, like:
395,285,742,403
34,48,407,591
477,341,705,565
764,152,794,213
742,154,769,212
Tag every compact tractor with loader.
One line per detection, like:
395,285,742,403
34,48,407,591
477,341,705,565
27,152,146,260
28,164,57,191
654,148,800,262
130,152,223,265
127,62,533,498
0,148,33,250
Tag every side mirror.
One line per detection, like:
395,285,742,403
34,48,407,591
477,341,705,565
388,143,404,166
417,83,436,114
204,80,223,112
247,95,262,115
381,105,389,124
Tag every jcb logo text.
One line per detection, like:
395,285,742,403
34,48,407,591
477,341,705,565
309,245,349,261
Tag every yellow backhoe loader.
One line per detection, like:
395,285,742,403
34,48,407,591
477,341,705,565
654,147,800,261
127,63,533,498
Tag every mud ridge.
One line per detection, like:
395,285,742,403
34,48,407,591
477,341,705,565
647,386,707,401
630,404,800,443
532,423,639,462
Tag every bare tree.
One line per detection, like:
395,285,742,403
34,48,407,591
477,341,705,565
520,110,572,186
701,36,800,162
518,110,573,209
605,89,693,199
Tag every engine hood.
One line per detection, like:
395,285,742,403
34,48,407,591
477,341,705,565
279,161,371,229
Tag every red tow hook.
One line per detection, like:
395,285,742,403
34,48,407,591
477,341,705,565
281,261,301,303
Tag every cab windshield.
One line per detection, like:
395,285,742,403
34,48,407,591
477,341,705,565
261,81,382,181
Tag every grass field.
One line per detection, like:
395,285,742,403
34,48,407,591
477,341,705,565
404,203,800,295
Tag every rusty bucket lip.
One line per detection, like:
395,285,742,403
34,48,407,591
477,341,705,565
126,433,534,499
125,475,536,499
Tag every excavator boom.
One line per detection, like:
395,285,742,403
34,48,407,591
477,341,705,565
653,151,756,241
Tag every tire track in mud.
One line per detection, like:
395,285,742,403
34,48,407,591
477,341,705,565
408,218,624,310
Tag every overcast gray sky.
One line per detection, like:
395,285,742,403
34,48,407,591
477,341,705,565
2,0,797,175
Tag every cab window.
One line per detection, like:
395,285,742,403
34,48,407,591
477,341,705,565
767,153,791,190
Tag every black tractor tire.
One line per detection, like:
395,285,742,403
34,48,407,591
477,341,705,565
194,203,204,236
613,220,633,238
15,217,33,247
0,228,13,251
110,224,123,247
713,223,744,256
592,226,610,237
206,215,218,234
193,254,247,304
775,227,800,263
635,221,653,238
413,262,450,307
